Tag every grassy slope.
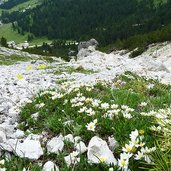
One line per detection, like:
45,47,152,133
0,0,40,14
0,23,52,45
0,23,29,43
9,72,170,171
0,0,51,45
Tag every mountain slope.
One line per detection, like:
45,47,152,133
0,0,171,48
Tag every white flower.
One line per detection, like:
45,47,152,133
139,102,147,107
36,103,45,108
51,93,64,100
109,168,114,171
93,119,98,124
86,108,95,116
130,129,139,142
92,99,100,107
0,168,6,171
78,107,87,113
118,153,131,171
85,98,93,103
111,104,118,109
86,87,92,91
86,122,96,132
122,112,133,119
22,168,26,171
0,160,5,165
122,105,134,112
146,84,154,89
101,103,110,110
120,152,132,160
121,105,129,110
118,158,129,171
134,151,144,160
72,102,84,107
122,143,134,153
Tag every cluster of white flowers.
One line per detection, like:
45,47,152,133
141,108,171,137
118,130,156,171
35,102,45,109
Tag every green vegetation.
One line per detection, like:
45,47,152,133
53,66,96,75
0,23,52,45
1,0,170,47
8,0,40,12
12,72,171,170
0,0,40,13
0,23,28,43
0,54,30,65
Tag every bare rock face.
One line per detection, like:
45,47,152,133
87,136,117,165
78,39,98,51
0,129,6,143
77,39,98,60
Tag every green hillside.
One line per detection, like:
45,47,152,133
0,0,41,15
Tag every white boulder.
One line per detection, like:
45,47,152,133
87,136,117,165
42,161,59,171
64,151,80,167
47,135,64,154
108,136,119,150
64,134,74,143
15,139,43,160
75,141,87,154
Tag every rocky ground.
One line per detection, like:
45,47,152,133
0,42,171,170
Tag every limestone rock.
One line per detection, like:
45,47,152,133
75,141,87,154
108,136,119,150
15,139,43,160
0,130,6,143
47,135,64,154
78,38,98,51
64,151,80,166
87,136,117,165
64,134,74,143
42,161,59,171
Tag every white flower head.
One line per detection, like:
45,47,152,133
101,103,110,110
134,151,144,160
122,143,134,153
130,129,139,142
86,122,96,132
139,102,147,107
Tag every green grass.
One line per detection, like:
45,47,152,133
0,24,51,45
9,0,40,12
0,23,29,44
0,54,31,65
53,66,96,75
14,72,171,170
0,0,41,14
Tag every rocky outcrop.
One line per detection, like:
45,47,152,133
78,38,98,51
77,39,98,60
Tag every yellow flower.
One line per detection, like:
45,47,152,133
16,74,24,80
26,65,33,70
99,156,106,162
139,130,145,135
37,64,46,69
